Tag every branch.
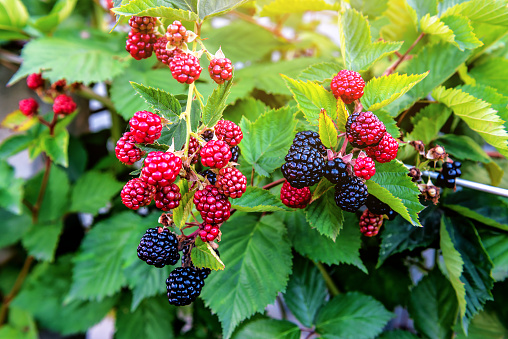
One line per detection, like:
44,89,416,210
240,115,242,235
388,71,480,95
314,261,340,296
262,178,285,190
383,33,425,76
0,256,34,325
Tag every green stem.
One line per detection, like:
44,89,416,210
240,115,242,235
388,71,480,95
314,261,340,296
184,82,195,157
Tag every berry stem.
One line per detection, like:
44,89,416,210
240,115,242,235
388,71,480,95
186,229,200,239
314,261,340,296
32,156,52,222
250,167,255,186
383,33,425,76
183,82,195,158
339,138,348,156
262,178,285,190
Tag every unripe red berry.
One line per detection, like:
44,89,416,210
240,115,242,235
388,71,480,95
53,94,77,115
354,156,376,180
128,16,157,33
345,111,386,148
126,31,157,60
19,98,39,117
216,167,247,199
121,178,156,210
208,58,233,84
165,20,189,47
330,70,365,104
170,53,202,84
26,73,44,90
155,184,181,211
193,185,231,224
359,209,383,237
199,223,220,242
154,36,180,65
280,181,311,209
365,133,399,163
215,120,243,146
129,110,162,144
115,131,144,165
200,140,232,169
140,151,182,187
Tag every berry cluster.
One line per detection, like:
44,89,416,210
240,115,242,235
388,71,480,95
436,161,462,189
126,16,158,60
359,209,384,237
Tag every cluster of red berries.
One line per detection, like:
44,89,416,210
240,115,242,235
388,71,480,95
126,16,158,60
18,73,77,118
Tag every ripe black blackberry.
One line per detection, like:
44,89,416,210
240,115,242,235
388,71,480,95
436,161,462,188
386,209,398,221
202,130,214,142
166,267,205,306
137,227,180,268
292,131,327,156
436,173,456,188
282,146,325,188
365,195,391,215
324,158,348,185
200,169,217,185
230,145,240,163
334,176,368,212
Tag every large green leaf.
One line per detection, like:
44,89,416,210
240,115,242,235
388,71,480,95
406,0,437,21
406,104,452,144
22,220,63,262
378,330,420,339
113,0,198,21
231,186,289,212
432,86,508,158
479,230,508,282
469,57,508,96
298,61,343,83
362,72,428,111
9,30,129,86
366,160,424,227
285,211,367,272
130,82,182,121
201,214,292,339
408,270,459,339
419,14,458,47
315,292,393,339
455,311,508,339
442,0,508,26
338,8,402,72
260,0,339,16
436,135,491,163
381,0,419,53
459,84,508,129
0,209,31,248
441,15,483,51
0,160,24,214
239,107,297,177
202,80,233,127
351,0,389,18
305,190,343,240
232,318,300,339
69,171,123,215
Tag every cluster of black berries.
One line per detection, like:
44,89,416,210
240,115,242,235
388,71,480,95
436,161,462,188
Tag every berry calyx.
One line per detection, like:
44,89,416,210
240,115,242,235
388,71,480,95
199,223,220,242
365,195,391,215
208,58,233,84
292,131,327,156
121,178,156,210
282,146,325,189
365,133,399,163
200,140,232,169
126,31,157,60
115,131,144,165
165,21,189,47
215,120,243,146
354,156,376,180
346,111,386,149
166,267,206,306
129,110,162,144
155,184,181,211
216,167,247,199
128,16,157,33
140,151,182,187
137,227,180,268
324,158,349,185
26,73,44,90
330,70,365,104
334,175,368,212
359,209,383,237
280,180,311,209
154,37,180,65
53,94,77,115
170,53,202,84
193,185,231,224
19,98,39,117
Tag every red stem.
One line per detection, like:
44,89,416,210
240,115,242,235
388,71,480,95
383,33,425,76
262,178,285,190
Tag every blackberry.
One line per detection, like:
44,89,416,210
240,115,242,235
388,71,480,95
216,167,247,199
346,111,386,149
155,184,181,211
53,94,76,115
436,173,455,188
215,120,243,146
166,267,205,306
365,133,399,163
334,176,368,212
140,151,182,187
180,245,215,279
188,136,200,164
365,195,391,215
202,130,214,142
121,178,155,210
209,57,233,84
200,169,217,185
27,73,44,90
230,146,240,163
126,31,157,60
354,156,376,180
386,209,398,221
292,131,327,156
200,140,232,169
128,16,157,33
154,36,180,65
129,110,162,144
137,227,180,268
19,98,39,117
199,223,220,242
193,185,231,224
324,158,349,185
165,20,190,47
282,146,325,189
170,53,202,84
115,131,144,165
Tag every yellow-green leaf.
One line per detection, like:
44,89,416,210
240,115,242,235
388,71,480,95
191,238,225,271
336,99,349,132
1,110,37,132
420,14,456,47
260,0,339,17
319,109,338,148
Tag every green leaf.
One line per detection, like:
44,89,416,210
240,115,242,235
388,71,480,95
420,14,457,47
112,0,199,21
41,127,69,167
459,84,508,129
231,186,289,212
32,0,77,34
130,82,182,121
319,109,338,148
366,160,424,227
201,214,292,339
232,318,300,339
406,0,437,21
377,330,420,339
0,134,33,159
338,8,403,72
202,80,233,127
69,171,123,215
22,220,63,262
158,118,187,150
0,160,23,214
172,180,196,229
0,306,37,339
239,107,297,177
351,0,389,19
68,212,146,301
436,135,491,163
260,0,339,16
311,178,334,201
442,0,508,26
469,57,508,96
196,0,250,20
432,86,508,158
305,190,343,241
381,0,419,53
455,311,508,339
0,0,28,31
361,72,428,111
284,256,328,327
0,209,31,248
408,270,459,339
9,30,129,86
285,210,367,272
406,104,452,144
191,237,225,271
376,109,400,137
12,257,117,335
223,98,267,125
298,61,343,83
441,15,483,51
479,230,508,282
282,75,338,125
315,292,393,339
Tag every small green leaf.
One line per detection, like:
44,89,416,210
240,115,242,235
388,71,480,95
172,180,196,229
231,186,289,212
202,81,233,127
70,171,123,215
0,306,37,339
305,190,343,240
22,220,63,262
420,14,456,47
442,0,508,26
158,118,187,150
319,109,338,148
32,0,77,34
0,160,24,214
406,104,452,144
441,15,483,51
298,61,343,83
130,82,182,121
191,237,225,271
315,292,393,339
113,0,198,21
196,0,251,20
444,200,508,232
41,127,69,167
362,72,428,111
232,318,300,339
406,0,437,21
0,209,31,248
260,0,339,16
436,135,491,163
311,178,334,201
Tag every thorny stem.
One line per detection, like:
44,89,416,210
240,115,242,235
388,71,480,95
383,33,425,76
314,261,340,296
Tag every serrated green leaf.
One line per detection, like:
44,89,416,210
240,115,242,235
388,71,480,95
376,109,400,137
339,8,403,72
285,210,366,272
0,160,23,214
455,311,508,339
231,186,289,212
420,14,457,47
0,209,31,248
362,72,428,111
191,237,225,271
469,57,508,97
201,214,292,339
305,190,343,240
432,86,508,158
479,230,508,282
232,318,300,339
202,80,233,127
381,0,419,52
0,134,33,159
239,107,297,177
441,15,483,51
22,220,63,262
366,160,424,227
316,292,393,339
223,98,267,125
408,270,459,339
173,180,196,229
406,104,452,144
193,0,250,20
351,0,389,19
158,118,187,150
130,82,182,121
406,0,438,21
436,135,491,163
319,109,338,148
9,31,129,86
445,205,508,232
282,75,337,124
459,84,508,128
298,61,343,83
442,0,508,26
113,0,198,21
311,178,334,201
41,127,69,167
69,171,123,215
260,0,339,16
